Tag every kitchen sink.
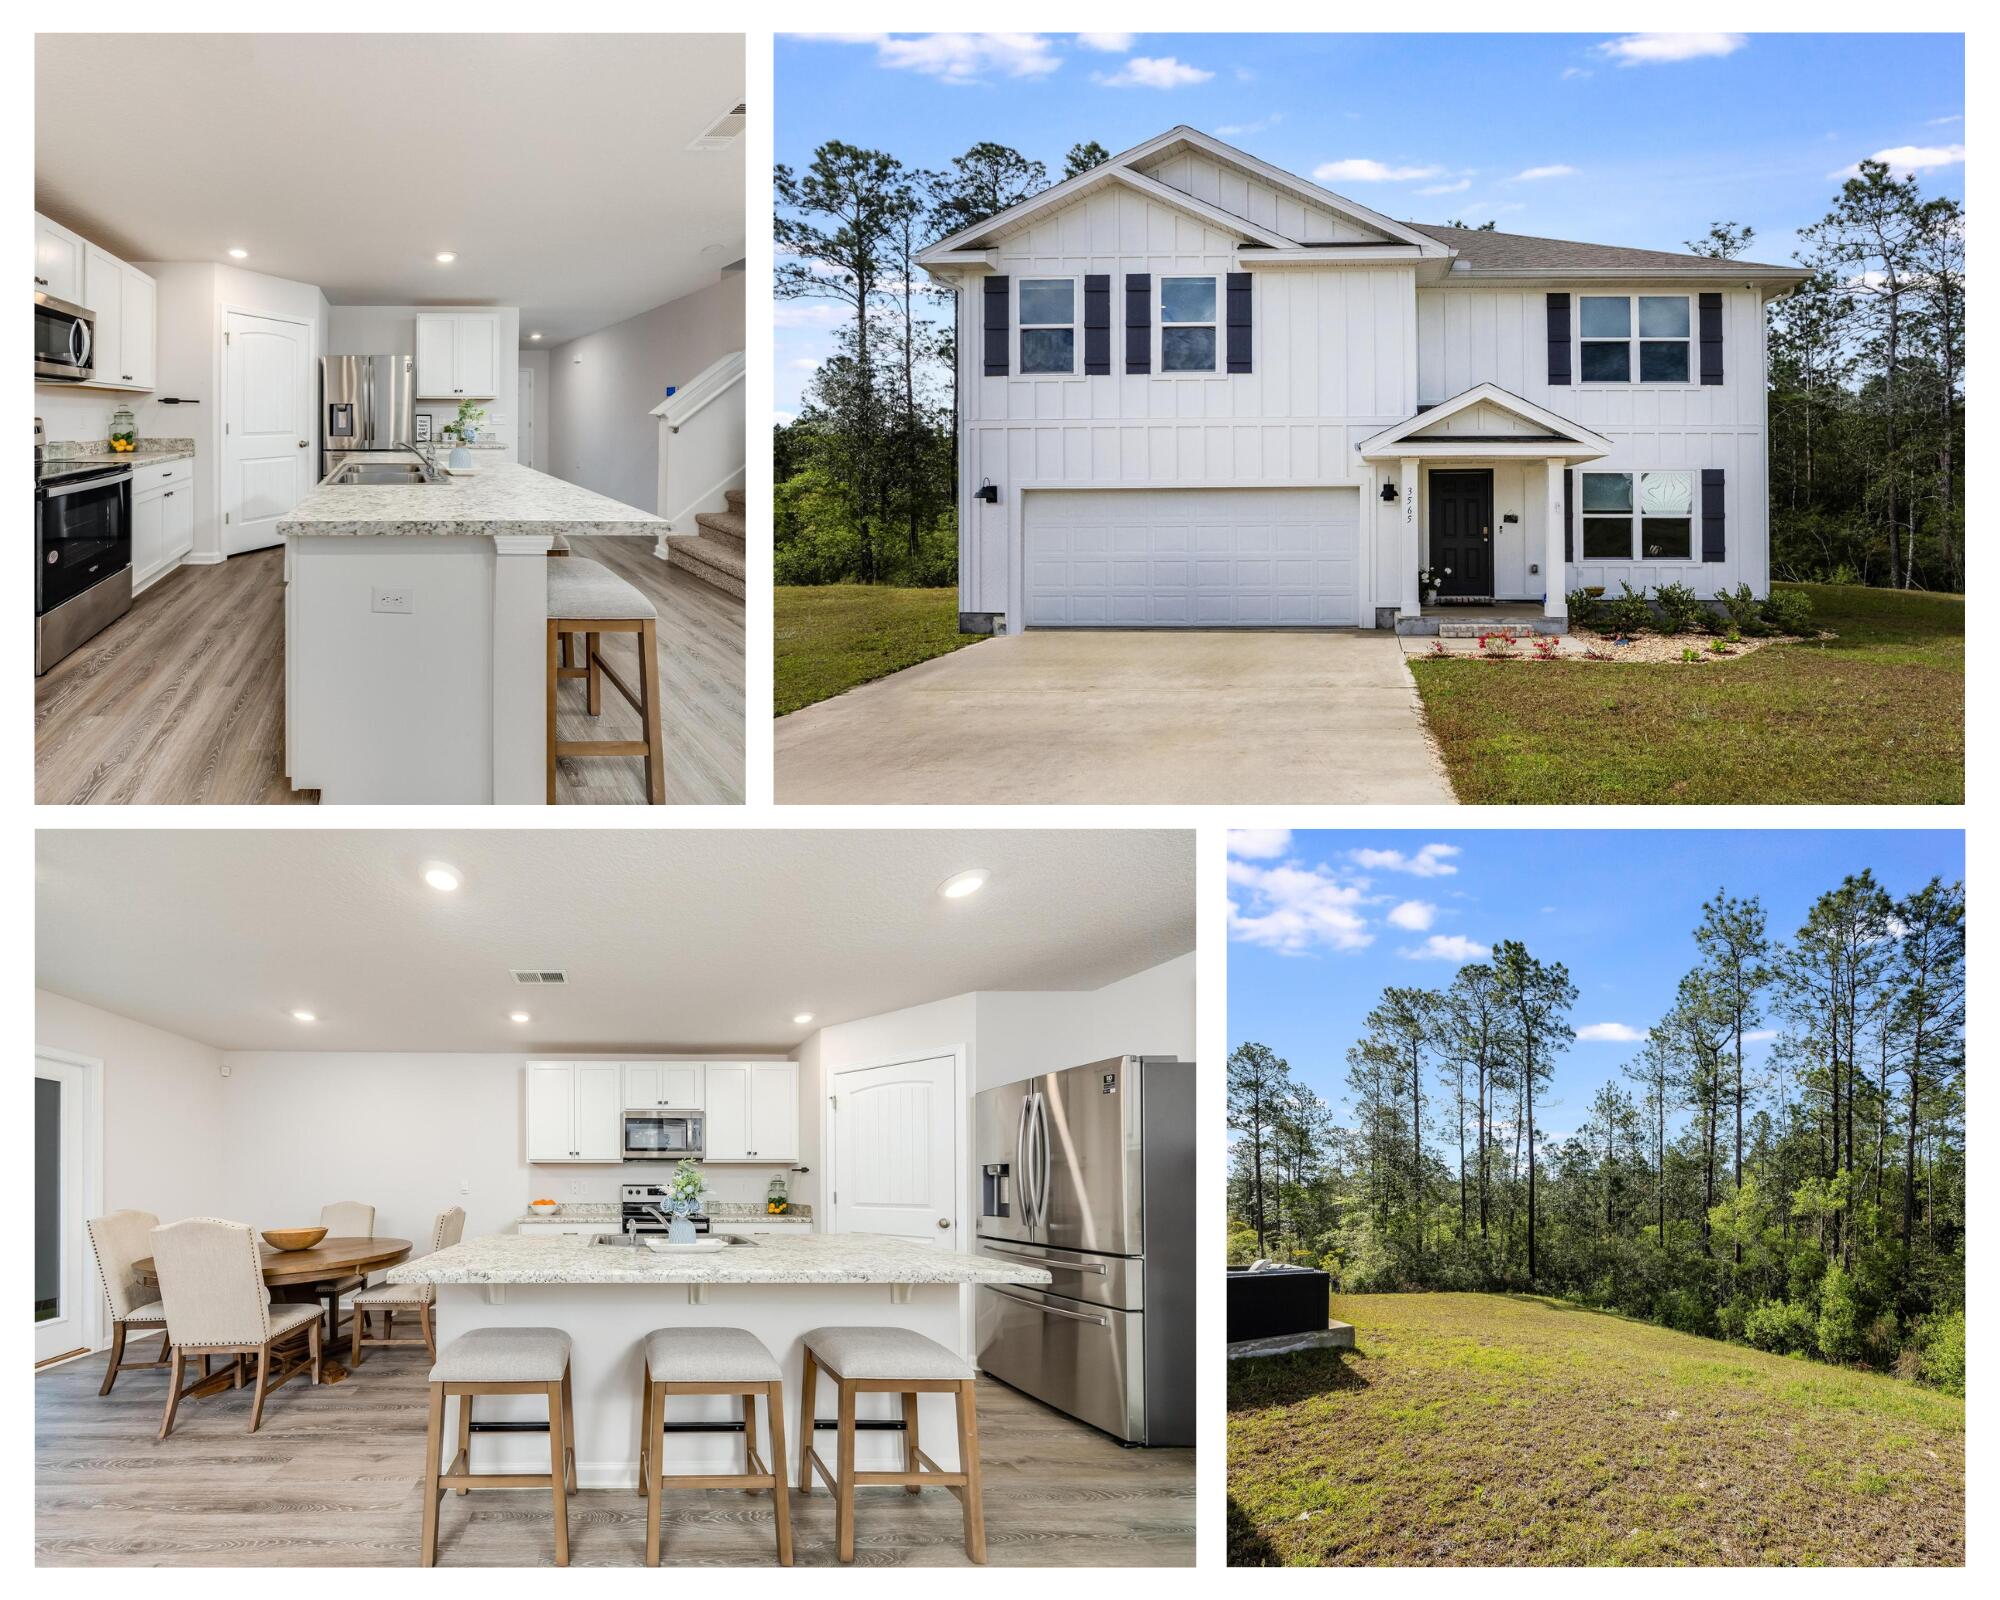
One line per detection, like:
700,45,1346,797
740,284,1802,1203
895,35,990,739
334,463,437,485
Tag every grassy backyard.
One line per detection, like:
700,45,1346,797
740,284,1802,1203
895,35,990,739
1228,1291,1965,1566
774,585,985,716
1409,583,1964,804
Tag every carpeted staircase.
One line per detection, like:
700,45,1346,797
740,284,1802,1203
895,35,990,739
664,487,746,599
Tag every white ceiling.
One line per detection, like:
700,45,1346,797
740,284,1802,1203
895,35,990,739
36,830,1195,1054
34,34,745,346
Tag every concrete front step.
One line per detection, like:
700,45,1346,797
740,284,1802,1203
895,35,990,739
1437,621,1544,639
665,532,745,599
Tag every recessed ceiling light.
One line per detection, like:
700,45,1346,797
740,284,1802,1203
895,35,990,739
792,1012,814,1025
939,869,990,900
434,252,457,264
509,1011,531,1024
423,864,462,892
291,1009,318,1023
227,248,249,259
529,332,542,340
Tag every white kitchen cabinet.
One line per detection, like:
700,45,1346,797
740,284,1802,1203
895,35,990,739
414,312,502,399
703,1062,799,1163
80,243,156,390
525,1060,623,1162
624,1062,703,1108
35,214,82,302
131,460,194,593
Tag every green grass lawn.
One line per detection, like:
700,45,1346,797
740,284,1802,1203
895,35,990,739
774,585,985,716
1409,583,1964,804
1228,1291,1965,1567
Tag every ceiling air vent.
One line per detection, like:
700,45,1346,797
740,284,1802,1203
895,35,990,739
689,103,746,151
510,969,569,985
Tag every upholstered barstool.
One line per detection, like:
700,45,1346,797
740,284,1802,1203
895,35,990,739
638,1326,793,1566
85,1209,171,1394
349,1206,464,1365
420,1326,575,1567
798,1326,985,1564
546,556,664,805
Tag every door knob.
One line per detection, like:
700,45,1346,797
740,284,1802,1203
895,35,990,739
937,1218,951,1229
298,440,309,448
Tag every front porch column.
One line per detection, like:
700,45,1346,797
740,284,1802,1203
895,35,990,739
1399,455,1422,617
1543,458,1568,622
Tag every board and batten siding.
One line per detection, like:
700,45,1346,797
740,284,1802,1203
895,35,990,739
958,185,1414,620
1414,283,1771,598
1134,151,1388,244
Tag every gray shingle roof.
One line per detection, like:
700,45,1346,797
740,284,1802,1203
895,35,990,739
1407,222,1809,281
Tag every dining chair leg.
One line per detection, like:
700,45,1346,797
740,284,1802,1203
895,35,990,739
455,1392,473,1494
157,1346,185,1441
643,1375,663,1567
561,1365,578,1494
955,1378,987,1564
902,1391,922,1491
640,619,665,804
100,1322,128,1395
545,619,561,805
421,1302,437,1358
835,1379,857,1563
310,1318,324,1386
765,1379,794,1567
586,632,602,716
350,1306,365,1368
547,1376,571,1567
796,1351,817,1494
742,1390,760,1493
248,1343,272,1434
420,1381,445,1567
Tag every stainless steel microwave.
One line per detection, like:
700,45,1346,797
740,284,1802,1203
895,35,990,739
622,1107,704,1161
35,291,95,382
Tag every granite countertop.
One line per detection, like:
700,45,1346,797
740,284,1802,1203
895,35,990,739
41,441,196,467
517,1202,813,1225
278,460,664,538
390,1231,1050,1287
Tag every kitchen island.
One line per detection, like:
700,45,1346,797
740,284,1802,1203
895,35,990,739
278,458,667,803
387,1231,1049,1487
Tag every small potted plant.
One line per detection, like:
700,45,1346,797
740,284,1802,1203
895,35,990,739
440,399,488,468
664,1158,705,1243
1418,565,1451,606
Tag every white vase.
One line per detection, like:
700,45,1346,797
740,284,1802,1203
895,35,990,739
448,445,472,469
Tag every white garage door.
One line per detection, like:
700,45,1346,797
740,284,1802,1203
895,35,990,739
1024,487,1360,627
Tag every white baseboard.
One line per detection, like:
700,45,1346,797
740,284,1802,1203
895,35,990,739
182,552,225,566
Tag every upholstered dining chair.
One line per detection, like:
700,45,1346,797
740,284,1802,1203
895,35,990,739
85,1209,171,1395
316,1200,378,1331
151,1218,322,1438
350,1205,465,1365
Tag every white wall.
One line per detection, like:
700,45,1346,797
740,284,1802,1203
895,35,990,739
545,273,745,513
35,989,228,1223
327,303,521,462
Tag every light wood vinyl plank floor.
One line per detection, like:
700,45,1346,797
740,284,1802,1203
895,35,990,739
34,536,745,806
34,1353,1194,1567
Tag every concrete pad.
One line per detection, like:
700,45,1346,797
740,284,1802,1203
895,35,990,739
775,631,1455,805
1226,1323,1357,1360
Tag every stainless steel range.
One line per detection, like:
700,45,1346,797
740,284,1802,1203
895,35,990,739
35,417,133,675
619,1184,710,1234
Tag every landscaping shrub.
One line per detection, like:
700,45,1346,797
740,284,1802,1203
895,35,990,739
1743,1296,1818,1355
1651,580,1706,635
1566,587,1601,629
1603,580,1652,636
1716,583,1773,636
1914,1308,1966,1396
1761,587,1815,636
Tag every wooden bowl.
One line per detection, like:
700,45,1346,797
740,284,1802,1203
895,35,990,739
261,1226,328,1252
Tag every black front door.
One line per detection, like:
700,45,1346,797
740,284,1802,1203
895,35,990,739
1429,471,1493,598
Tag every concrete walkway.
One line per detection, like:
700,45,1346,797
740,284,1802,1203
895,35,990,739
775,631,1455,805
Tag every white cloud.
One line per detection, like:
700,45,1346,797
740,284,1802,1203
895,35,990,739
1313,158,1444,183
855,33,1061,83
1075,33,1134,52
1349,843,1461,878
1387,900,1437,931
1512,164,1578,181
1416,178,1472,196
788,357,821,371
1216,112,1283,137
1743,1029,1778,1043
1402,934,1490,962
1560,66,1593,81
1831,143,1966,180
772,303,845,329
1929,114,1963,126
1096,55,1214,89
1228,828,1293,861
1595,33,1746,67
1226,860,1373,955
772,410,798,427
1576,1021,1645,1042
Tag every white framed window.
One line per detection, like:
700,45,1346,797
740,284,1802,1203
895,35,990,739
1017,277,1077,375
1578,294,1692,384
1157,275,1219,374
1580,470,1694,560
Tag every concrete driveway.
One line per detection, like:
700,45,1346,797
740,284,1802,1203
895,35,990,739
775,631,1454,804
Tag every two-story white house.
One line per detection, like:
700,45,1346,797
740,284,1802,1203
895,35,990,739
917,125,1809,634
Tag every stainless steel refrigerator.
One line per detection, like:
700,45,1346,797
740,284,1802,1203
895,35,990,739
320,355,414,481
973,1056,1194,1446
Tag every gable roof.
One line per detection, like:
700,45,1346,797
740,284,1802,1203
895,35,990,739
1356,383,1612,461
1408,223,1811,287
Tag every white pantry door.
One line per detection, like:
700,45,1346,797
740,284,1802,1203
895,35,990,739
829,1056,958,1247
518,363,536,468
223,309,314,555
35,1056,87,1364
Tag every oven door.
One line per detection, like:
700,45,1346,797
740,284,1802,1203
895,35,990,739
622,1110,705,1161
38,472,132,614
35,292,94,382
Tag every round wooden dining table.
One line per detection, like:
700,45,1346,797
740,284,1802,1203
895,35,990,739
133,1236,411,1387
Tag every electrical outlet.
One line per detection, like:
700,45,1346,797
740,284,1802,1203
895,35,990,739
371,587,412,614
569,1180,583,1196
460,1179,470,1195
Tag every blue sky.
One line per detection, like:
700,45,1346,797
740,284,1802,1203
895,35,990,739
1227,829,1965,1139
773,32,1964,419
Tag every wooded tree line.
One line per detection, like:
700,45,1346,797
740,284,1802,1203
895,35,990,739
1227,874,1966,1390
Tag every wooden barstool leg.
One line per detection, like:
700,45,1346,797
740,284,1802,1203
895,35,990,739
157,1346,185,1440
765,1380,794,1567
835,1378,857,1563
640,619,665,804
545,619,561,805
100,1322,127,1395
796,1350,818,1493
420,1381,446,1566
455,1392,473,1494
561,1365,578,1494
902,1391,922,1491
742,1390,760,1493
586,632,602,716
956,1378,987,1564
643,1373,663,1567
547,1374,571,1567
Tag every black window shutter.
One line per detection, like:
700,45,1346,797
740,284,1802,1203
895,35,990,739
1563,468,1574,562
1701,468,1726,561
1083,274,1111,375
1125,273,1151,375
1698,292,1724,386
983,276,1009,377
1226,272,1253,374
1547,292,1572,386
